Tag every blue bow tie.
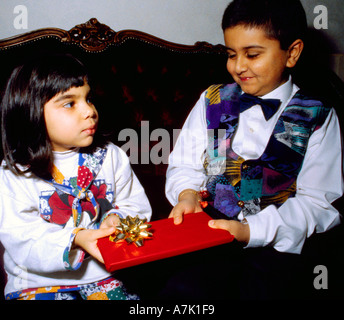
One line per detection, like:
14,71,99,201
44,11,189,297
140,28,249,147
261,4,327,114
239,93,281,120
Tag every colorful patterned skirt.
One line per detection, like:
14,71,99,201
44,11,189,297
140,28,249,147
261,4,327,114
6,276,139,300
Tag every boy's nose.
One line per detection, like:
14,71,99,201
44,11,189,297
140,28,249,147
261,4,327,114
234,56,247,74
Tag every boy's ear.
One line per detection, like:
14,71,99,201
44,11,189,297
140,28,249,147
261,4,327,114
286,39,304,68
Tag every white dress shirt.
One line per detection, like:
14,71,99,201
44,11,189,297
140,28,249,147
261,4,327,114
166,77,343,254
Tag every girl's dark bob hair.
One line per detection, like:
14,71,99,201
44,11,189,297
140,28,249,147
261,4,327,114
222,0,307,50
1,54,96,179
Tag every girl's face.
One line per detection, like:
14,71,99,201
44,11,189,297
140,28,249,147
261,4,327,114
44,82,98,152
224,25,293,96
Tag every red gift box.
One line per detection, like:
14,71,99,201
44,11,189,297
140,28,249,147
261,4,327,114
97,211,235,272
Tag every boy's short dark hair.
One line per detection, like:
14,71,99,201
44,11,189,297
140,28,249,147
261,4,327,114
1,54,89,179
222,0,307,50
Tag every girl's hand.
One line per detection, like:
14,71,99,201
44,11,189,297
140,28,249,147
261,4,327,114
100,214,121,229
208,219,250,244
168,191,203,225
74,227,116,263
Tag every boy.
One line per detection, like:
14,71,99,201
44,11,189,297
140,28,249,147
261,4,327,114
165,0,343,298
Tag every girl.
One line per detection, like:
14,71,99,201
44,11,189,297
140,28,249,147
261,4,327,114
0,54,152,300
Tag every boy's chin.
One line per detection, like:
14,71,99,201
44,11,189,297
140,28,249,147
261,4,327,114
239,84,273,97
235,80,260,96
240,87,261,96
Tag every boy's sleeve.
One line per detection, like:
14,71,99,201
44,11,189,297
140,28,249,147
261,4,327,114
165,92,208,205
245,108,343,254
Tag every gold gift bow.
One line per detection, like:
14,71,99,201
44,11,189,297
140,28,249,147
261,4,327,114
109,215,153,247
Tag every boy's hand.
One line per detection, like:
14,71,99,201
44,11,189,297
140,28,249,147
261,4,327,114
168,189,203,225
74,227,116,264
208,219,250,244
169,199,203,225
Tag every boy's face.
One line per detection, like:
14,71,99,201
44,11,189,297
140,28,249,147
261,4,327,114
44,82,98,152
224,25,291,96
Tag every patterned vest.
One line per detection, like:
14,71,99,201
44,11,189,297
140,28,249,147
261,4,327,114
204,83,330,218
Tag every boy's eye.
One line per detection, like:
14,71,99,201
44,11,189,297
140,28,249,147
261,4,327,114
246,53,260,59
227,52,236,59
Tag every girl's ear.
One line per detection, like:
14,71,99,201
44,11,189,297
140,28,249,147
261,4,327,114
286,39,304,68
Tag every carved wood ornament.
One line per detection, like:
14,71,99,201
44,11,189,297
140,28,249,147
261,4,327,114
0,18,227,54
68,18,116,52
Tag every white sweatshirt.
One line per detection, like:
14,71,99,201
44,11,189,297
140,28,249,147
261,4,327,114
0,143,152,296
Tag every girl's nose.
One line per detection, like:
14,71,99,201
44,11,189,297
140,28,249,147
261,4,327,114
82,101,97,119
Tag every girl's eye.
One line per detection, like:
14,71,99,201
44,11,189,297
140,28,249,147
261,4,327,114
86,91,95,104
63,102,74,109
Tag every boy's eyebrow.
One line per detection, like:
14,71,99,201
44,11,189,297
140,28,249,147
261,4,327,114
226,45,265,51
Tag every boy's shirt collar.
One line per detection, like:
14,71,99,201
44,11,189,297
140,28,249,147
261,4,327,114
238,75,299,122
259,75,294,107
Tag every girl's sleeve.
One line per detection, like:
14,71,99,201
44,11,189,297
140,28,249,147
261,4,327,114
245,108,343,254
165,92,208,205
101,144,152,222
0,189,84,273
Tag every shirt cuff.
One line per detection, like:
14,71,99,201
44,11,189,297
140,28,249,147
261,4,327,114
100,209,124,224
243,213,266,248
63,228,85,270
242,205,305,254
